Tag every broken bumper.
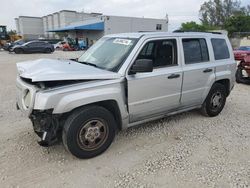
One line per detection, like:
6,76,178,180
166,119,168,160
30,110,61,147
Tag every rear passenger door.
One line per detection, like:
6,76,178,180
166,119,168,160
181,38,215,106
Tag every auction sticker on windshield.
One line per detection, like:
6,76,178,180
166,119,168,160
113,38,132,45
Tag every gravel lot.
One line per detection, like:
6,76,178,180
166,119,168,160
0,50,249,188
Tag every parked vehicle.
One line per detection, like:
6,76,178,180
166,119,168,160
79,40,87,50
62,42,76,51
16,32,236,159
0,25,22,49
236,54,250,84
53,41,66,50
0,25,9,48
233,46,250,61
10,41,54,54
3,39,26,51
62,41,86,51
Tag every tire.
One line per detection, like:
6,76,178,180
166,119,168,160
44,48,52,53
14,48,23,54
62,106,116,159
236,67,243,83
236,67,250,84
200,83,227,117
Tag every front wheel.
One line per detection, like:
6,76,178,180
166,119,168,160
200,83,227,117
14,48,23,54
62,106,116,159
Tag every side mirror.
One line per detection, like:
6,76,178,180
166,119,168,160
130,59,153,74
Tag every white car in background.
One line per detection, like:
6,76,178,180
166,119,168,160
53,41,65,50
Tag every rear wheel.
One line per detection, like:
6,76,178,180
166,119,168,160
200,83,227,117
62,106,116,159
44,48,52,53
14,48,23,54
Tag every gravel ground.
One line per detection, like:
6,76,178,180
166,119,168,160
0,50,249,188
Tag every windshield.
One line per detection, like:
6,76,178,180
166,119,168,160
78,37,137,72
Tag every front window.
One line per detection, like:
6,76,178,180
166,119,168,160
136,39,177,68
78,37,137,72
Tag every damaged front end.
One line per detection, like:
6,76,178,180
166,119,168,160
29,109,62,147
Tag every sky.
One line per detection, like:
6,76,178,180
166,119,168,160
0,0,249,31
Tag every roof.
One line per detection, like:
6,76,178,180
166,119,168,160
19,16,42,19
48,22,104,32
59,10,77,13
105,31,225,39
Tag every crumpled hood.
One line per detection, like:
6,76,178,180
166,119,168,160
17,58,121,82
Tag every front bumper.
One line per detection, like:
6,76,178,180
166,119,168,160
30,110,61,146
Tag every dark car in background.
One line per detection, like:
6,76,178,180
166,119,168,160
10,41,54,54
3,39,26,51
233,46,250,61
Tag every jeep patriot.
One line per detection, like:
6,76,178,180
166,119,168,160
16,32,236,158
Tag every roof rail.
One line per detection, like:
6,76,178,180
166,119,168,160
173,30,222,35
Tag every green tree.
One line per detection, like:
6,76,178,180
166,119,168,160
179,21,217,32
199,0,243,27
224,15,250,36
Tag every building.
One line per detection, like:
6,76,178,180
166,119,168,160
15,10,168,44
15,16,44,39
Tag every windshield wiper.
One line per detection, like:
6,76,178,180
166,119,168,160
79,61,98,67
70,58,101,69
71,59,97,67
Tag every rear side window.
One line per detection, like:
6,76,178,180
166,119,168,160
211,38,230,60
182,38,209,64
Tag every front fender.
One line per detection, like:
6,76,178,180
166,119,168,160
34,80,128,119
53,87,125,114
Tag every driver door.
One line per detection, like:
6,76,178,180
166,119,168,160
126,38,183,122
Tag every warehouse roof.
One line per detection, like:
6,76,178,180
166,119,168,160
48,22,104,32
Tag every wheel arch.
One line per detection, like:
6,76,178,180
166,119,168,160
59,100,123,131
214,79,230,96
87,100,123,131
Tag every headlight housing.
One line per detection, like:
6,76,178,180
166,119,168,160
24,90,32,108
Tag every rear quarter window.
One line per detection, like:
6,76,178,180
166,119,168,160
211,38,230,60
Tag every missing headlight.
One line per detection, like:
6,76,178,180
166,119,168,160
24,89,31,108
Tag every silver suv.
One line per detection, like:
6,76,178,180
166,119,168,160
16,32,236,158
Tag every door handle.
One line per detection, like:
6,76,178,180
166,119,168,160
168,74,180,79
203,68,213,73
